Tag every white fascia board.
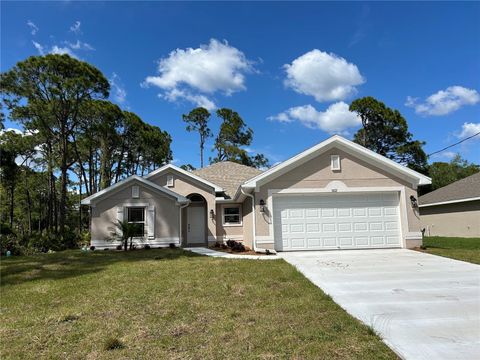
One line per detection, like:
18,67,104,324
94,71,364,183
81,175,189,206
145,164,223,192
419,196,480,208
242,135,431,188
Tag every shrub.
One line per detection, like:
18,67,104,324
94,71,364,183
221,243,228,249
103,337,124,351
213,241,222,248
0,234,24,256
226,240,245,252
90,246,95,251
169,243,176,249
231,243,245,252
103,248,109,251
144,244,151,250
116,245,122,250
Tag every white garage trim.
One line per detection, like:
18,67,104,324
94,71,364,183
266,183,409,250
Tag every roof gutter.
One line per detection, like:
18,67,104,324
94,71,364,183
419,196,480,208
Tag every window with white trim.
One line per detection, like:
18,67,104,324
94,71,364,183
331,155,341,171
223,205,242,226
166,175,174,187
127,207,145,237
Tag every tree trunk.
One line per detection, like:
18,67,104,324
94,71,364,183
59,134,69,234
9,184,15,228
25,176,32,234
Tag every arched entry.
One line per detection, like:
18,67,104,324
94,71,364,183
185,193,207,246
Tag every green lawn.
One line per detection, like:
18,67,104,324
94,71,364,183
1,249,395,359
421,237,480,264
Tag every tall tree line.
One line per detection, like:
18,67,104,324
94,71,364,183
0,54,172,239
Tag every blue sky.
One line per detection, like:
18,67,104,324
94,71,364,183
2,1,480,168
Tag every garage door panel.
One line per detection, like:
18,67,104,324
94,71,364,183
274,192,402,251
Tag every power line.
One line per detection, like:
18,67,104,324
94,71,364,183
428,131,480,157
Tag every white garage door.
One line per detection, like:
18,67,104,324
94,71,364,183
273,192,402,251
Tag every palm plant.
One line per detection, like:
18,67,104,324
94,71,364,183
110,220,143,251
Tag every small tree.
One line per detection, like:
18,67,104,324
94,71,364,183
110,220,143,251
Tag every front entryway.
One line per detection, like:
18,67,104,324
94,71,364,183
186,194,207,246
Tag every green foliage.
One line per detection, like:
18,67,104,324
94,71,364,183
110,220,143,251
350,97,428,173
180,164,196,171
211,108,269,168
425,154,479,193
182,107,212,167
0,54,173,249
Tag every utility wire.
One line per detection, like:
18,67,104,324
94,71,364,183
428,131,480,157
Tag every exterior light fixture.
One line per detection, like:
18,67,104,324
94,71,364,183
410,195,418,208
259,199,266,213
210,209,215,219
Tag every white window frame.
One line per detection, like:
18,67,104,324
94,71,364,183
222,204,242,227
166,175,174,187
331,155,341,171
127,206,146,238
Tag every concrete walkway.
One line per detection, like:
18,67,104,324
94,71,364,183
184,247,280,260
279,249,480,360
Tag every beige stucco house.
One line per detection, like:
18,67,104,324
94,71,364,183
81,135,431,251
419,172,480,238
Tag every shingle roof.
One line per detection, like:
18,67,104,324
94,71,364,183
193,161,263,199
419,172,480,205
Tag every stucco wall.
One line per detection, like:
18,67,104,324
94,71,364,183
149,170,217,243
420,200,480,238
90,182,180,248
213,198,254,248
253,147,422,248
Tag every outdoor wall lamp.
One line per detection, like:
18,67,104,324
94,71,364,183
410,195,418,208
209,209,215,219
259,199,266,213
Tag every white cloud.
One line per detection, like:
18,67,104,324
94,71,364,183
162,89,216,111
32,41,44,55
144,39,253,109
51,45,77,58
109,73,127,104
406,86,480,116
27,20,39,35
70,21,82,34
456,122,480,139
65,40,94,51
268,101,361,134
283,50,365,102
431,151,457,161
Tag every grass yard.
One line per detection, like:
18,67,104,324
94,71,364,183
1,249,396,359
421,237,480,264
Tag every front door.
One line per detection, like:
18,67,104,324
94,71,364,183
187,206,206,245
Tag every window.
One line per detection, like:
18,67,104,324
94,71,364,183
331,155,341,171
127,207,145,237
166,175,174,187
223,205,242,226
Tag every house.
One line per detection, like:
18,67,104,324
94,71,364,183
81,135,431,251
419,172,480,238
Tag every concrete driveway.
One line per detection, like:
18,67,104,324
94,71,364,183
279,249,480,360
